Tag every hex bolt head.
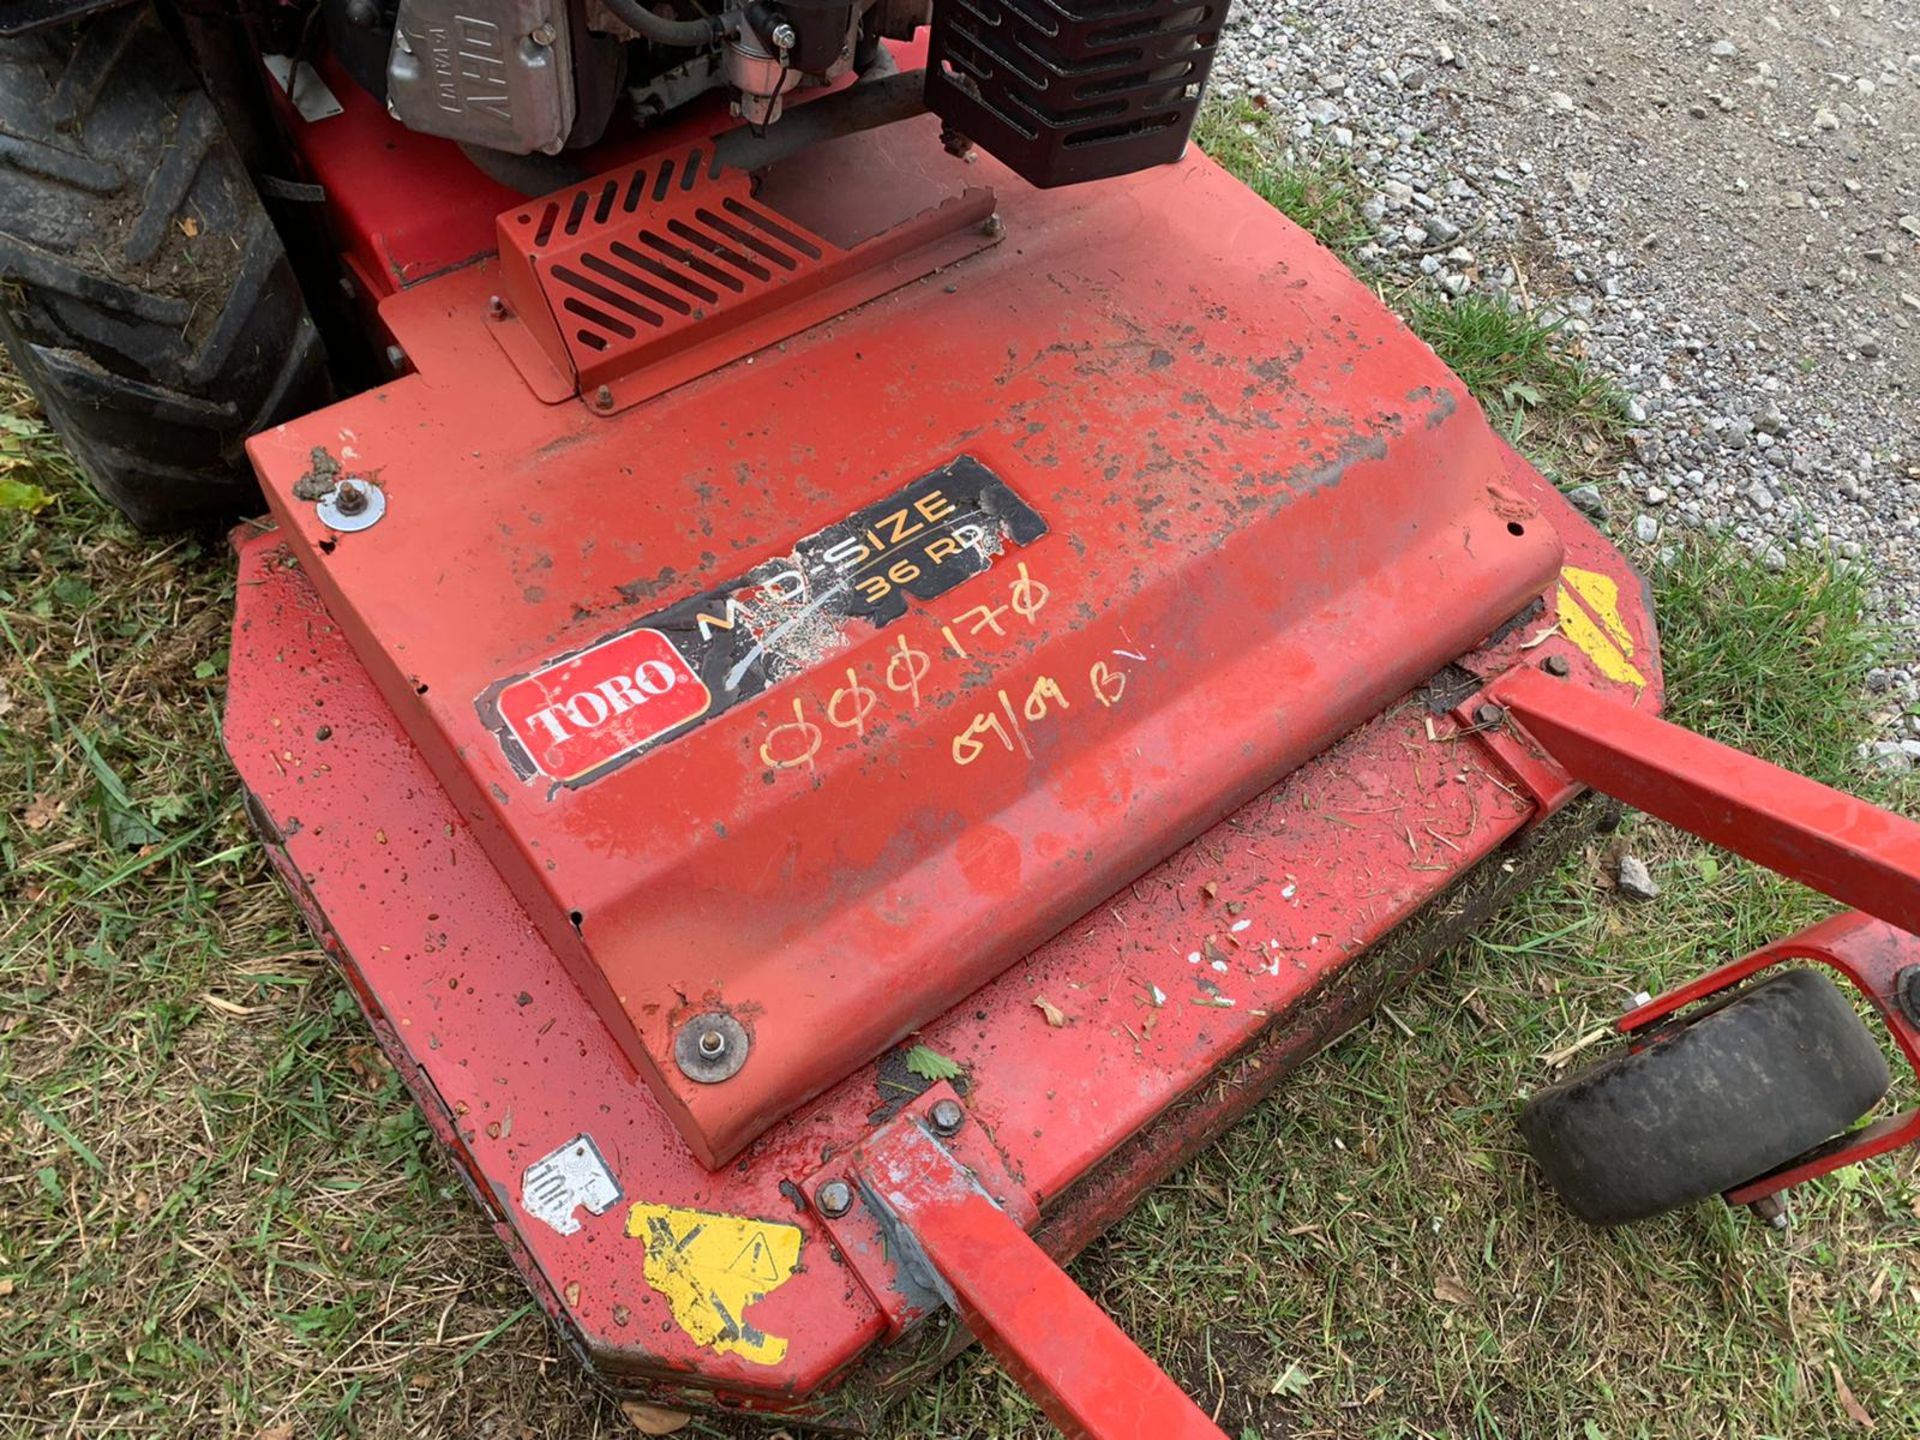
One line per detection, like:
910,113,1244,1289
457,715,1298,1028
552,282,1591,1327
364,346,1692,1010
1542,654,1571,678
673,1012,749,1083
1747,1192,1789,1231
333,480,370,517
1472,703,1505,728
816,1179,853,1218
593,384,615,410
981,214,1005,240
384,343,407,371
768,20,797,49
529,21,557,44
487,294,507,318
928,1098,965,1136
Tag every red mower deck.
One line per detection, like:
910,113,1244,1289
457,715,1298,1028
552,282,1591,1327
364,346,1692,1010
225,95,1668,1430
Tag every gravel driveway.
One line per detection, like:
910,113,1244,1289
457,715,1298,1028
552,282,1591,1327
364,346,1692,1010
1214,0,1920,756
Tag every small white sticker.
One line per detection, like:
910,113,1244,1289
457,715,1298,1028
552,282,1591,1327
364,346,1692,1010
521,1134,621,1236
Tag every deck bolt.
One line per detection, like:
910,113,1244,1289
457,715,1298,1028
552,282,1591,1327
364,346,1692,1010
333,480,370,517
1748,1192,1790,1231
1471,702,1504,728
385,343,407,371
593,385,614,410
529,21,557,44
929,1098,965,1135
816,1179,853,1217
487,294,507,318
674,1012,749,1082
981,214,1005,239
1542,654,1571,678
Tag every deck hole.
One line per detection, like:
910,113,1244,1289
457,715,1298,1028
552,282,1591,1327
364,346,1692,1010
1507,521,1526,537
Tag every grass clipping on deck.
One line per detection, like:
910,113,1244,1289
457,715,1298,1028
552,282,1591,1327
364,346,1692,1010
4,132,1919,1440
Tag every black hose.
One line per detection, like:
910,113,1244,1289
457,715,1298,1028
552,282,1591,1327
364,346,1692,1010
599,0,742,47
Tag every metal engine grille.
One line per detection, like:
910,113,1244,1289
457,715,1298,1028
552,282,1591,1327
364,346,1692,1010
491,128,1002,408
925,0,1230,188
508,147,831,363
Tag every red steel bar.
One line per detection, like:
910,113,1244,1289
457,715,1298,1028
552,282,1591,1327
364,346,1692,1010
856,1120,1229,1440
1489,665,1920,934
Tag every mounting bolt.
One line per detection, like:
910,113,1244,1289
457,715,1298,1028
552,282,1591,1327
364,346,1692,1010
529,21,557,44
593,384,614,410
1896,966,1920,1029
928,1098,965,1136
333,480,370,517
1542,654,1571,678
981,214,1005,240
384,343,407,371
1471,702,1505,728
673,1012,749,1083
768,19,797,50
1747,1192,1790,1231
816,1179,853,1218
487,294,507,318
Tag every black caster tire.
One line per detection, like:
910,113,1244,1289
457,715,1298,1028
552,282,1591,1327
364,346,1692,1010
0,6,331,531
1520,968,1890,1226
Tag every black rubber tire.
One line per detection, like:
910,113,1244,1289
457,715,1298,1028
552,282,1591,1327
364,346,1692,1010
0,6,330,531
1520,968,1890,1226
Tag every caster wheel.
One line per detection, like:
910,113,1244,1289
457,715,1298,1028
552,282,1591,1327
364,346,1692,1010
1520,968,1890,1226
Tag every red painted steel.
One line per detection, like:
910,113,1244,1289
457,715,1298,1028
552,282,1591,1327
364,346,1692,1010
232,78,1666,1424
856,1114,1229,1440
803,1085,1037,1340
1489,665,1920,933
246,118,1581,1169
490,131,997,406
1614,913,1920,1206
225,466,1644,1419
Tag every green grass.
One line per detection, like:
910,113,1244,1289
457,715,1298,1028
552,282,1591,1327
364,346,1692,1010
1407,293,1627,477
4,124,1918,1439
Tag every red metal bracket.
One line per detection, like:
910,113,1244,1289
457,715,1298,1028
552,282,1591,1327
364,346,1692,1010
802,1086,1037,1341
831,1109,1230,1440
1617,912,1920,1205
488,127,997,409
1487,665,1920,934
1478,665,1920,1206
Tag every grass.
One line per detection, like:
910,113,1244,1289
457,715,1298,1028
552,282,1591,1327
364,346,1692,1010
3,113,1918,1439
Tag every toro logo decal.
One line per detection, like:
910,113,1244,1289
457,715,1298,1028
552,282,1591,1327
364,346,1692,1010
491,628,711,784
477,455,1047,790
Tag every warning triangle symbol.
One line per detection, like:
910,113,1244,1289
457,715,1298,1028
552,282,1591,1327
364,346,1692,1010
728,1230,783,1282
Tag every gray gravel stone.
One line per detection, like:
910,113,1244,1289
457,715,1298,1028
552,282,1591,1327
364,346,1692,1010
1206,0,1917,748
1616,855,1660,902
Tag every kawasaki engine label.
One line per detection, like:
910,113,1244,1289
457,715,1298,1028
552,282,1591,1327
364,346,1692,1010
478,455,1047,787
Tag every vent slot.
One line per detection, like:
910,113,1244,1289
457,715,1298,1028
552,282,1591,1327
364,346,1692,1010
927,0,1229,185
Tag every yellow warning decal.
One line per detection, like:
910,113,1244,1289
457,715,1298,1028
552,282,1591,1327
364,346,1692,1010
1557,566,1647,689
627,1204,803,1365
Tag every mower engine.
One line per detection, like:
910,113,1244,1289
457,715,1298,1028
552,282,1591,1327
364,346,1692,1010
364,0,1223,184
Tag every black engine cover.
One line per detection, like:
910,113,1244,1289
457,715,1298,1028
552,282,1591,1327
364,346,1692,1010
924,0,1229,188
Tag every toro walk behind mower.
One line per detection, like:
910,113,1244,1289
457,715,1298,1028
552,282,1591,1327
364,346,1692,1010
4,0,1920,1432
